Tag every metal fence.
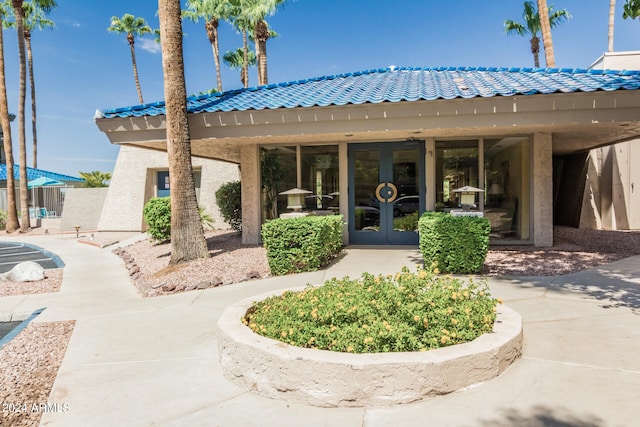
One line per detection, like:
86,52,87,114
0,186,72,218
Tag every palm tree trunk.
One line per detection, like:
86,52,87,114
129,38,144,104
242,29,249,88
206,18,223,92
0,12,20,232
25,30,37,169
530,36,540,68
158,0,209,264
255,19,269,86
609,0,616,52
253,22,262,85
11,0,31,231
537,0,556,67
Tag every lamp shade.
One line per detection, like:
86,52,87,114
279,188,312,211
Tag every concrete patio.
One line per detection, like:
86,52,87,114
0,234,638,426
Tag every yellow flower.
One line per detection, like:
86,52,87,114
441,336,449,344
451,292,458,300
370,299,377,305
364,336,374,344
451,318,459,325
463,291,469,298
433,268,440,274
441,329,450,335
413,315,421,322
423,319,429,328
281,331,287,338
464,308,471,314
347,346,354,353
497,298,503,304
298,310,306,317
420,348,427,352
307,337,316,344
418,270,428,279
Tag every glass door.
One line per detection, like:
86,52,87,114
348,141,425,245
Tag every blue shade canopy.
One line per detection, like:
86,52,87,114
97,67,640,119
27,177,65,189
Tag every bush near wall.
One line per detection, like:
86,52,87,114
215,181,242,232
418,212,490,274
143,197,172,242
261,215,343,275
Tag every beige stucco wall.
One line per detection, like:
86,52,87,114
532,133,553,247
240,145,261,244
59,187,108,231
98,145,239,232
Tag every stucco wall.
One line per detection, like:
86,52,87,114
532,133,553,246
240,145,261,244
97,145,239,232
59,187,108,231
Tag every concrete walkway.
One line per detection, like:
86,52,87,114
1,234,639,426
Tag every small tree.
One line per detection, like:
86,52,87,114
79,170,112,187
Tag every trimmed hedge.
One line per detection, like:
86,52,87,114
261,215,343,275
419,212,490,274
143,197,172,242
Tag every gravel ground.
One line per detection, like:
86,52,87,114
0,321,75,427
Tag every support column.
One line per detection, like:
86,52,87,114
339,142,349,246
240,144,261,244
532,133,553,247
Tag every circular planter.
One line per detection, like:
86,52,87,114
217,287,522,408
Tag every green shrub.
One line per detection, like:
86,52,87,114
261,215,343,275
393,211,419,231
243,267,498,353
419,212,490,274
143,197,172,242
143,197,213,242
0,209,7,231
215,181,242,231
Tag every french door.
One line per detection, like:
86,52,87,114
348,141,425,245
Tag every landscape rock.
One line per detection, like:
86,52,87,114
0,261,45,282
161,283,175,292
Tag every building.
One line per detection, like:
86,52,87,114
95,66,640,246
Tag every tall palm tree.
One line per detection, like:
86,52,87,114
0,2,19,232
10,0,55,231
228,0,252,88
504,1,570,68
183,0,230,93
537,0,555,67
157,0,209,263
233,0,284,86
223,47,256,86
609,0,616,52
108,14,152,104
7,1,54,169
623,0,640,22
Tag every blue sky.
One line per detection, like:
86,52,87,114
2,0,639,177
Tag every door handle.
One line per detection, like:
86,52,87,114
375,182,399,203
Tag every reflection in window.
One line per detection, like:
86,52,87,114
435,141,479,209
484,137,530,241
260,146,296,221
301,146,339,212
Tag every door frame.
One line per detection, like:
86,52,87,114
347,141,426,245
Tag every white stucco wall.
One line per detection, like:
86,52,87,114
532,133,553,247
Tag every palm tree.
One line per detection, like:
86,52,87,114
108,14,152,104
223,47,255,86
79,170,112,188
504,1,570,68
0,2,19,232
623,0,640,22
609,0,616,52
157,0,209,263
183,0,230,92
10,0,56,231
232,0,284,86
7,1,54,169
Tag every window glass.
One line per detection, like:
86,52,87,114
484,137,530,241
435,141,479,209
301,146,339,212
260,146,297,221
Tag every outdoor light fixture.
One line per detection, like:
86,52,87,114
279,188,312,212
452,186,484,211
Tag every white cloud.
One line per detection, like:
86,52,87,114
139,38,161,54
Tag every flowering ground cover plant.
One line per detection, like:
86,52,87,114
242,267,499,353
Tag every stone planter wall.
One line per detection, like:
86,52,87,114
217,288,522,407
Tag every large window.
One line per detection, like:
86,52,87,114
260,145,339,222
484,137,530,241
435,138,531,243
435,141,479,209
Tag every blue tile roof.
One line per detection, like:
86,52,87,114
98,66,640,119
0,164,84,183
